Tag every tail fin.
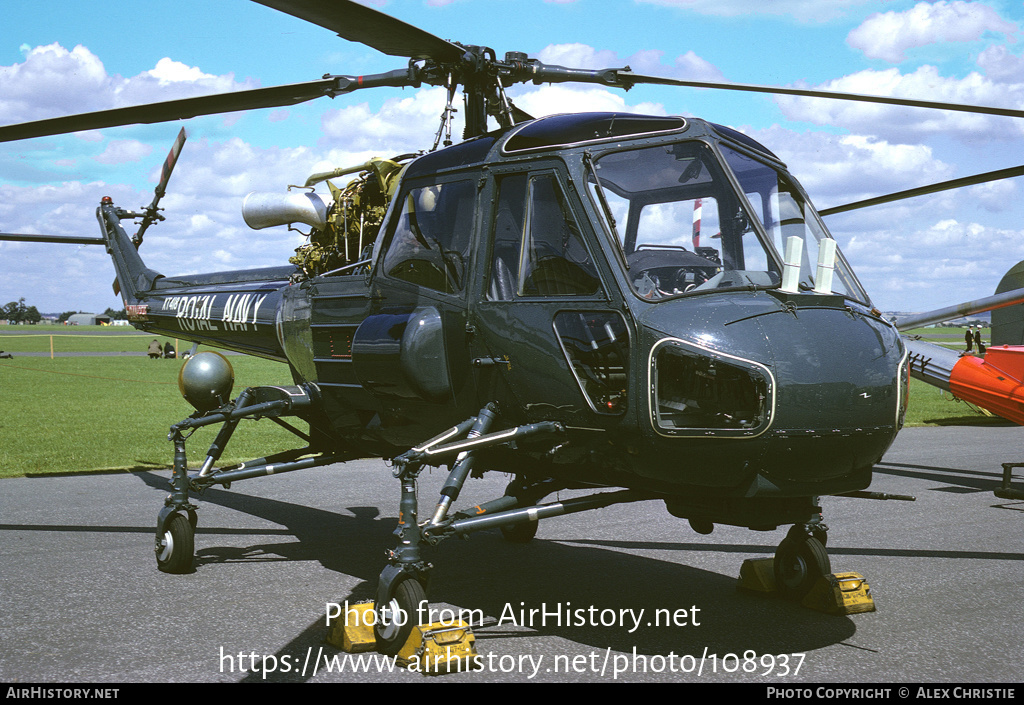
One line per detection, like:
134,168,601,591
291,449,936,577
96,197,164,304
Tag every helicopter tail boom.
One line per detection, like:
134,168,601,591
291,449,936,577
93,193,295,361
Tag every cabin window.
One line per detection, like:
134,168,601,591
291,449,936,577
553,311,629,414
487,172,601,301
382,179,475,294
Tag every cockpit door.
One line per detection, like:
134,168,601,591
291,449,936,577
469,166,631,426
349,175,480,444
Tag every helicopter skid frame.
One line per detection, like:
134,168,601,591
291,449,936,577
155,384,348,574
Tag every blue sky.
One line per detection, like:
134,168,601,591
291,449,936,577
3,0,1024,314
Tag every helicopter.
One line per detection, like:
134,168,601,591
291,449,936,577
5,0,1024,655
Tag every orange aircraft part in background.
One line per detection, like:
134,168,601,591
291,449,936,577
948,346,1024,425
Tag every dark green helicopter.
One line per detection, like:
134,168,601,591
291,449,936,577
6,0,1024,655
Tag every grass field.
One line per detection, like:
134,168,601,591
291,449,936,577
0,325,182,355
902,325,989,350
0,331,302,478
0,326,1008,478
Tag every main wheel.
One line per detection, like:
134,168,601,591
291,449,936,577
374,577,427,655
774,534,830,599
156,513,194,574
500,519,538,543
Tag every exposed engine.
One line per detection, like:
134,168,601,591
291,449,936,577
242,155,413,279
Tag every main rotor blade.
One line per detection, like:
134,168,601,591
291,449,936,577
0,233,104,245
893,286,1024,331
0,79,336,143
618,72,1024,121
819,165,1024,216
253,0,465,63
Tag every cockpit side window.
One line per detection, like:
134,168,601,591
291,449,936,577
381,179,475,294
487,172,601,301
719,145,869,303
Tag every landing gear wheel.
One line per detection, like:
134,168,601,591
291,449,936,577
374,577,427,655
156,513,194,574
500,479,548,543
500,519,538,543
774,534,830,600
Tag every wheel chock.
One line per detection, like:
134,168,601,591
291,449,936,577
327,601,377,653
996,463,1024,500
397,620,478,675
737,557,776,593
801,572,876,615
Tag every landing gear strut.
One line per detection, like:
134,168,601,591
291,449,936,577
153,383,346,574
376,404,652,651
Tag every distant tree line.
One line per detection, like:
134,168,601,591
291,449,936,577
1,298,127,324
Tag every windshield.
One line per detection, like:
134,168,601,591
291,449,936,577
588,140,867,304
719,145,868,303
589,142,779,300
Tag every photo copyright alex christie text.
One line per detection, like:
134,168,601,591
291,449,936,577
326,600,702,633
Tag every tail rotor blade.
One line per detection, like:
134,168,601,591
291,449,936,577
113,128,188,296
157,128,188,198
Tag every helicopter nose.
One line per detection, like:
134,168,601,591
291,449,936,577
643,294,907,484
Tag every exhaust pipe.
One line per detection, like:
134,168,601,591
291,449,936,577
242,191,330,230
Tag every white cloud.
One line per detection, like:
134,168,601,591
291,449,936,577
518,42,725,119
94,140,153,165
0,44,111,123
730,121,1024,311
320,87,455,153
746,125,953,209
773,65,1024,143
536,43,725,82
147,57,218,84
967,177,1017,213
827,208,1024,311
847,1,1017,63
976,44,1024,82
0,42,258,128
513,84,666,118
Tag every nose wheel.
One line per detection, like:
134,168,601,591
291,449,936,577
773,527,830,599
156,513,195,574
374,575,428,655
